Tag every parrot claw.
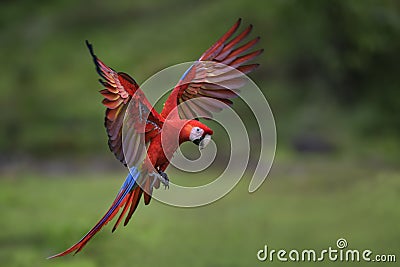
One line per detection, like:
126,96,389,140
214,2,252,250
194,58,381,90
159,171,169,189
149,171,169,189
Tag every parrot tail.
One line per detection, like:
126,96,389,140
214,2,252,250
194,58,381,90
47,168,143,258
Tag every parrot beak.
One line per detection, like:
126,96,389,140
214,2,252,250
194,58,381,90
198,134,212,150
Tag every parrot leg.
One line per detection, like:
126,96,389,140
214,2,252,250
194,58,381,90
159,171,169,189
149,171,169,189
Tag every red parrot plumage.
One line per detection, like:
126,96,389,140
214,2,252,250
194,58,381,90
48,18,262,258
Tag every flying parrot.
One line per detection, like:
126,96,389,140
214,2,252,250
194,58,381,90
48,18,262,258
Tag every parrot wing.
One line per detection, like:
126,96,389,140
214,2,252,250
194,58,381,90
86,41,163,165
161,18,262,119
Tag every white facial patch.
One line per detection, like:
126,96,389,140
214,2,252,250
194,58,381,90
189,127,204,141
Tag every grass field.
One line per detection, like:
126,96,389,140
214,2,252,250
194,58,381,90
1,156,399,267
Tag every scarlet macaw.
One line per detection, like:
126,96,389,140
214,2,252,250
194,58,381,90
49,18,262,258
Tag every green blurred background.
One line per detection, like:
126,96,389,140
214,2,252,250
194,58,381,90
1,0,399,266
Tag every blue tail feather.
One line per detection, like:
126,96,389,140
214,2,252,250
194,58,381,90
47,167,141,258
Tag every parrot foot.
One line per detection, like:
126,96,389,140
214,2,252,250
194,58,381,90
159,171,169,189
149,171,169,189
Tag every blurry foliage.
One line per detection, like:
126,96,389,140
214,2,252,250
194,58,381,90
266,0,400,139
0,0,399,159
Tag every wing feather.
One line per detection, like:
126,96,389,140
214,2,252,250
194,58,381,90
86,41,163,165
161,19,262,119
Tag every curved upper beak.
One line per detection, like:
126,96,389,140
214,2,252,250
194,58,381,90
198,134,212,149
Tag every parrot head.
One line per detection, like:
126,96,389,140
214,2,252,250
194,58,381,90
181,120,213,149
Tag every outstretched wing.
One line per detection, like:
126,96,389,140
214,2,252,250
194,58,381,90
161,18,262,119
86,41,163,165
